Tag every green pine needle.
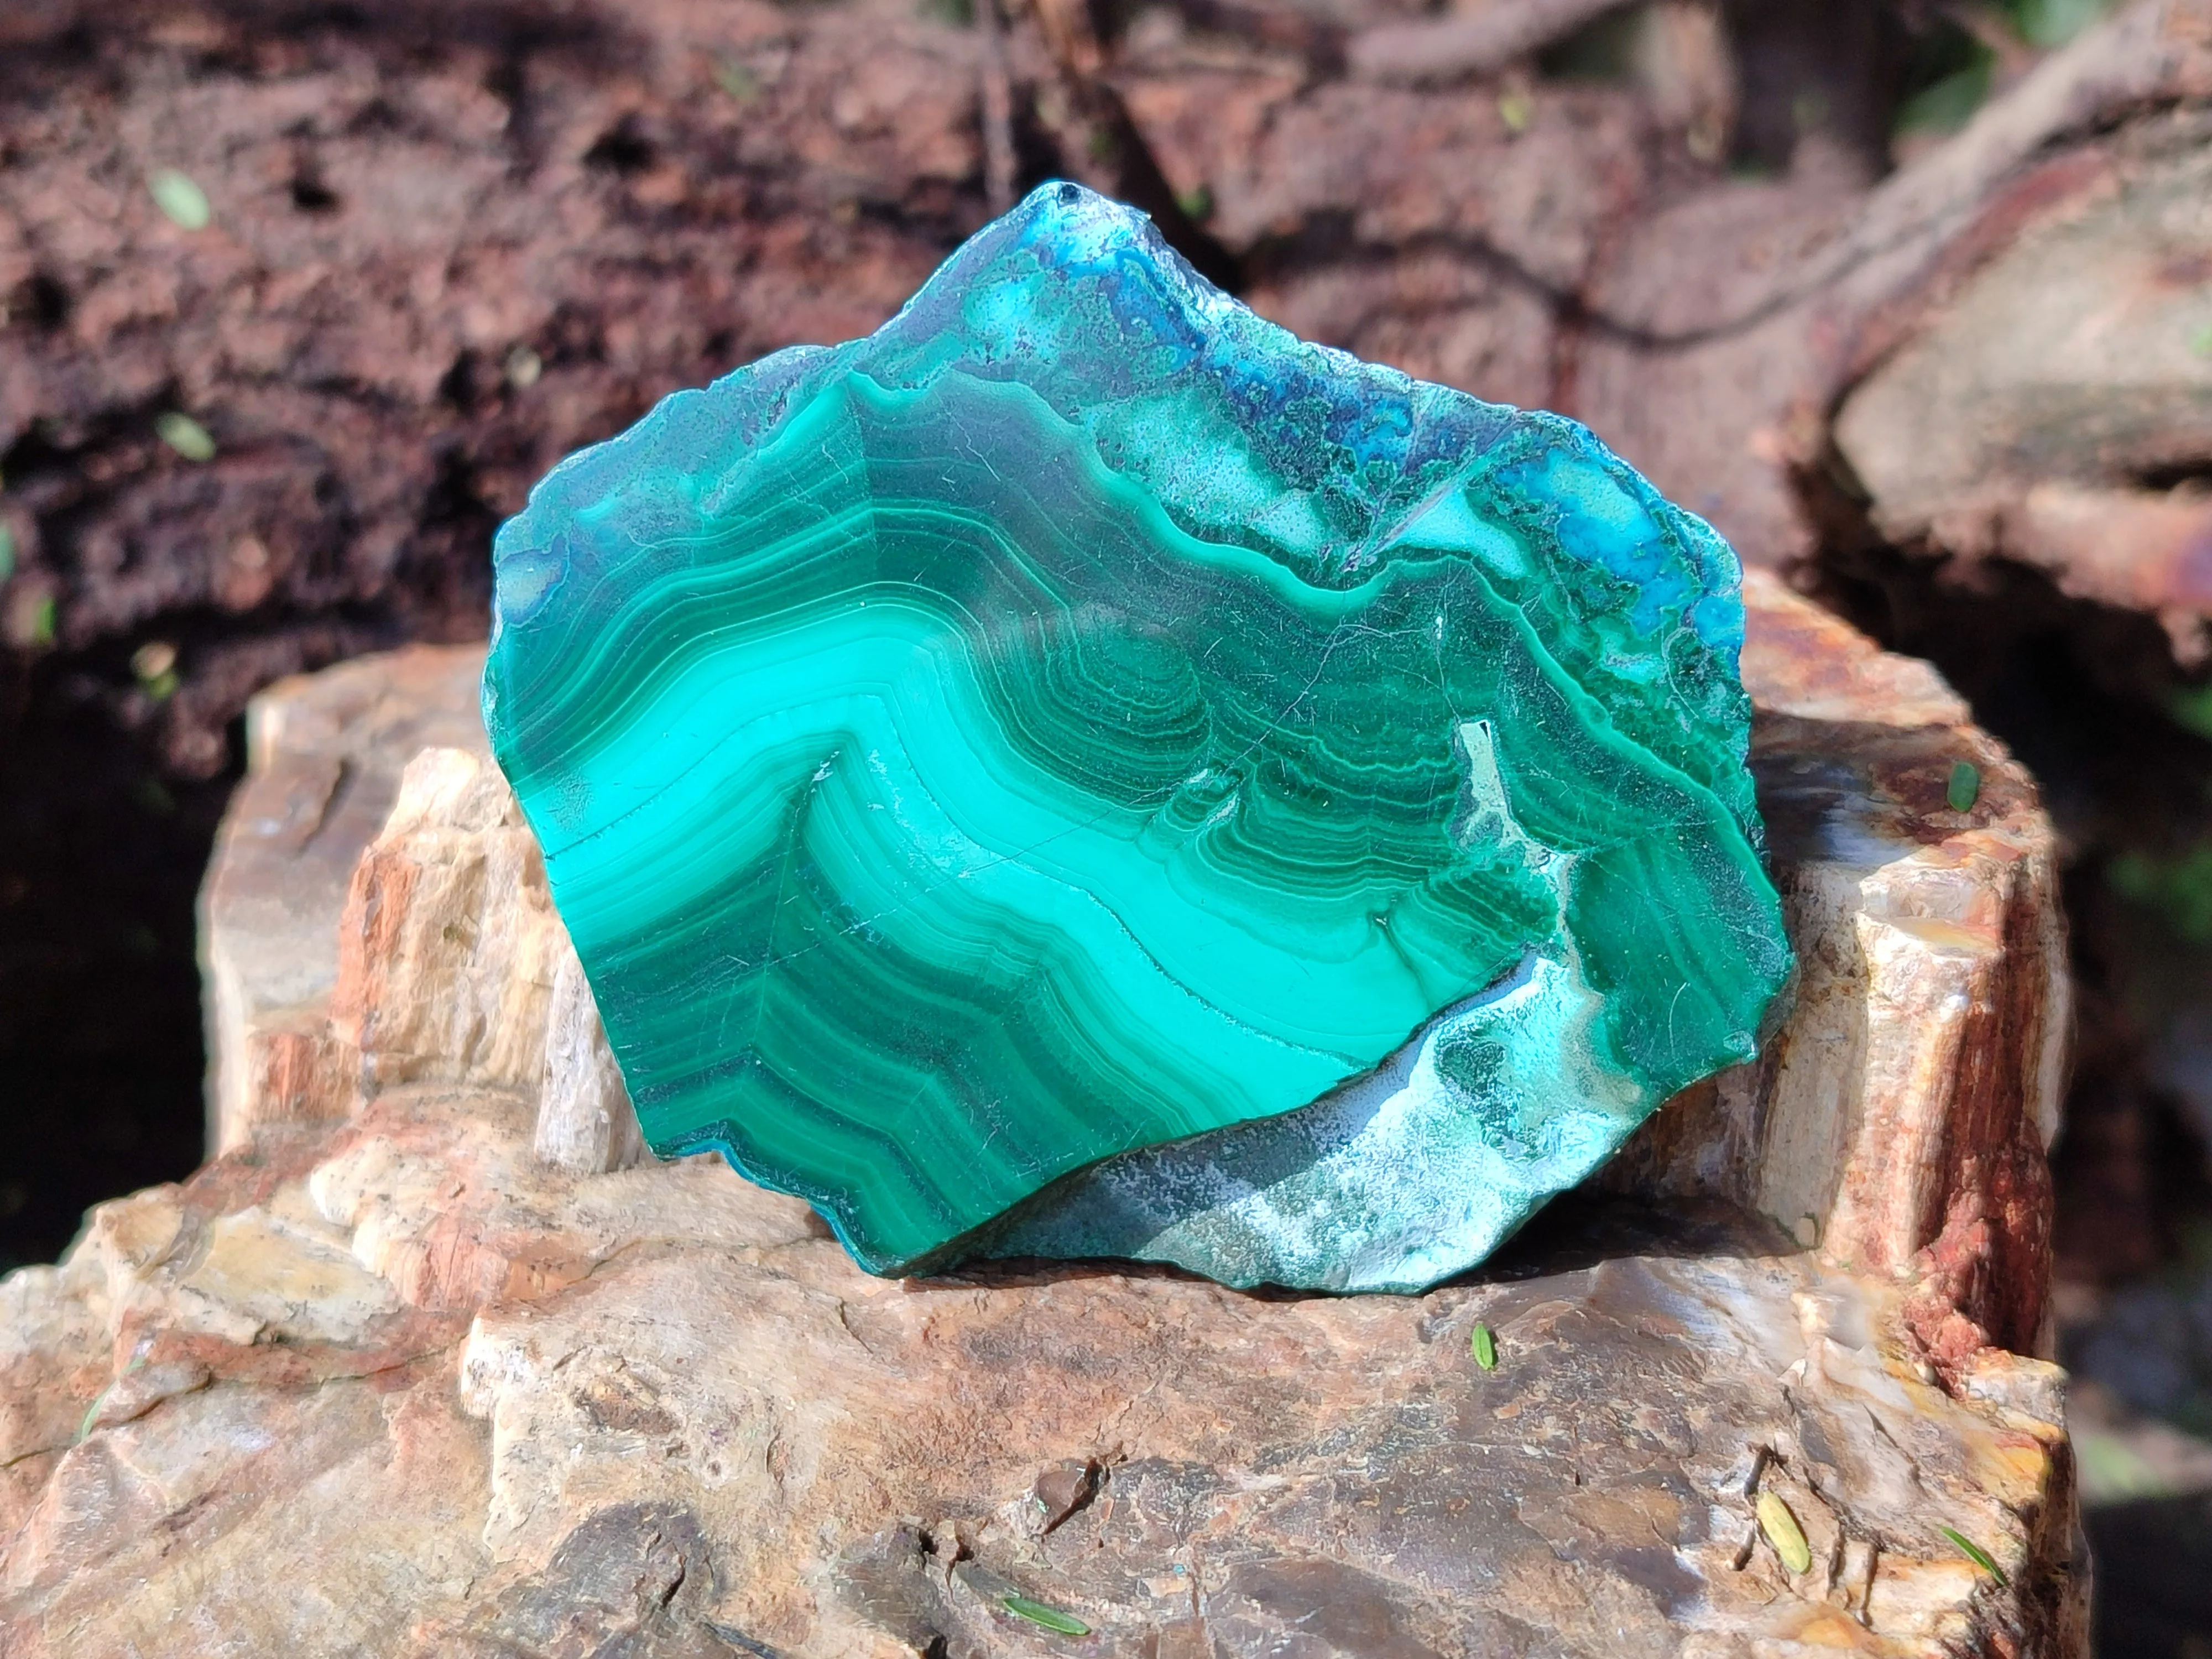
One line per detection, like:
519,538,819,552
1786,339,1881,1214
75,1383,116,1444
1939,1525,2007,1585
1000,1593,1089,1635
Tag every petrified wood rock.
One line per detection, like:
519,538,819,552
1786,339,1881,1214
1613,578,2069,1365
198,645,491,1150
1832,111,2212,664
0,576,2082,1656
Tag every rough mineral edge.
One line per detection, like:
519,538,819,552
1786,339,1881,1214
201,679,647,1181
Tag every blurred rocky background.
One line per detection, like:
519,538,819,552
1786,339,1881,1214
1,0,2210,1649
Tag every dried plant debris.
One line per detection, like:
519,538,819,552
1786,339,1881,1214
1756,1491,1813,1574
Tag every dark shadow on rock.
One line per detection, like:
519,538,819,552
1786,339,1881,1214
0,684,236,1268
930,1191,1798,1303
1469,1191,1798,1283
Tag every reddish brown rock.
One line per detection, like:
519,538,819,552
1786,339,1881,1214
4,1,2172,1644
1833,118,2212,663
0,0,990,770
12,0,2205,765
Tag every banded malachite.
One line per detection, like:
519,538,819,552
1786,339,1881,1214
484,181,1792,1291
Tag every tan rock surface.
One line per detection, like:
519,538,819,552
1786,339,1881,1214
328,744,565,1102
2,582,2084,1656
198,645,491,1150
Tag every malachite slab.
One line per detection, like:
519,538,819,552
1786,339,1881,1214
484,181,1793,1292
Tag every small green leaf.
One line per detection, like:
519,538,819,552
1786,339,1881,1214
148,168,212,231
1947,760,1980,813
711,58,759,103
0,523,15,581
1756,1491,1812,1574
1470,1321,1498,1370
156,413,216,463
1497,90,1533,133
25,593,55,647
2192,322,2212,359
1000,1593,1090,1636
1939,1525,2007,1585
76,1382,116,1443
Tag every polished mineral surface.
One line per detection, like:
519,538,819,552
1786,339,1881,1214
483,180,1791,1286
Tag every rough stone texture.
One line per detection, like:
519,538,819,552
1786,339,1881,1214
8,0,2208,767
1612,578,2069,1366
0,570,2086,1656
197,645,489,1151
0,0,994,770
328,744,564,1102
0,1131,2085,1659
534,932,646,1178
201,650,642,1173
1833,112,2212,664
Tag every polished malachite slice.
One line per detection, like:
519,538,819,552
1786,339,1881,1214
484,181,1792,1290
